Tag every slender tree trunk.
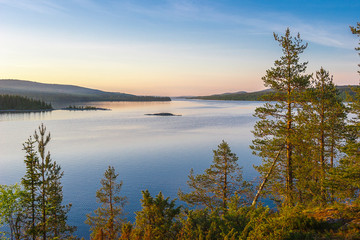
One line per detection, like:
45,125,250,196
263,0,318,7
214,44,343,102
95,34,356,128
223,154,228,210
286,85,293,206
42,169,46,240
252,148,283,206
109,177,114,239
31,171,36,240
320,104,326,205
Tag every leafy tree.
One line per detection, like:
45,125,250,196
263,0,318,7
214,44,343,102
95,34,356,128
130,190,181,240
179,140,251,211
251,28,311,206
0,184,27,240
86,166,127,240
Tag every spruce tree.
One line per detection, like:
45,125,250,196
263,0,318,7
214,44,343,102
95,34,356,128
85,166,127,239
251,28,311,206
179,140,251,211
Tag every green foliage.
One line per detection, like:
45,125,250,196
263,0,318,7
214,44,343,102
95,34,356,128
246,206,329,240
179,141,252,211
130,190,181,240
0,184,27,240
0,94,52,110
176,202,272,240
86,166,127,240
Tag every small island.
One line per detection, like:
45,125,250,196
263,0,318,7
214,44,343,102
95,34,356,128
0,94,53,112
62,105,110,111
145,112,181,116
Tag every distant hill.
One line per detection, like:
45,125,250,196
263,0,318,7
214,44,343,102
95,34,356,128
190,86,357,101
190,89,273,101
0,80,171,102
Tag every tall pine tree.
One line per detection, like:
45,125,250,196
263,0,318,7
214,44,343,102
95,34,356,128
295,68,346,205
251,28,311,206
21,124,74,239
330,23,360,201
21,137,40,240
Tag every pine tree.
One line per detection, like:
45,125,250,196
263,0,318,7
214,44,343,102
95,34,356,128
34,124,53,240
47,161,76,239
295,68,346,205
329,23,360,201
85,166,127,240
21,137,40,240
251,28,311,206
131,190,181,240
21,124,74,239
179,140,251,211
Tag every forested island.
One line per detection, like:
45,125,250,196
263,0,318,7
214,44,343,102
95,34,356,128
0,95,53,112
0,24,359,240
62,105,110,111
145,112,181,116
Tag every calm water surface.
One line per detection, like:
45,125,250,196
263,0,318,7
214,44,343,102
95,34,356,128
0,99,262,238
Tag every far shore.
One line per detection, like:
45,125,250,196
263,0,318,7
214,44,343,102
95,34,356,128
0,109,53,113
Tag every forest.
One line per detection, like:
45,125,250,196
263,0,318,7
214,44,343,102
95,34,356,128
0,95,52,111
191,85,356,101
0,24,359,240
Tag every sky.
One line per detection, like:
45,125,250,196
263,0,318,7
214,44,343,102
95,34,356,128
0,0,359,96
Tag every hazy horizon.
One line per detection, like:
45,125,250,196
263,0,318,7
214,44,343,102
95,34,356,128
0,0,359,96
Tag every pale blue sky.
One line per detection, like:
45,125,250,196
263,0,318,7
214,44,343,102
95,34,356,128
0,0,359,96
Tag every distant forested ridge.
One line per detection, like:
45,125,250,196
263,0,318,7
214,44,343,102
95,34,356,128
0,79,171,102
191,85,357,101
0,95,52,111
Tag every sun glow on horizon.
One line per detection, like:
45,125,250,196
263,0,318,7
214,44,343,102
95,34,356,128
0,0,358,96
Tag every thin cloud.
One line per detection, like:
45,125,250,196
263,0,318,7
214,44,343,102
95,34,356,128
0,0,65,14
111,0,355,49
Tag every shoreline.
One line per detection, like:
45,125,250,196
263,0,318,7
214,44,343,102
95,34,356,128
0,109,53,113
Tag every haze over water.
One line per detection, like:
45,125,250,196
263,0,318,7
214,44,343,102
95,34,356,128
0,99,262,238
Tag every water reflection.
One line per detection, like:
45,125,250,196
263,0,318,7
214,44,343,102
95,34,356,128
0,99,262,238
0,111,53,121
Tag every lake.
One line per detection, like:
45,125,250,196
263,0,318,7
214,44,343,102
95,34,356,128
0,99,263,239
